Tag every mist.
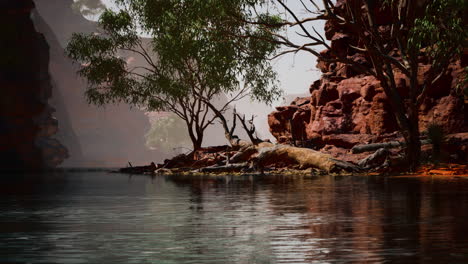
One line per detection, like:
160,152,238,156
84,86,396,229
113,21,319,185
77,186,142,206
33,0,161,167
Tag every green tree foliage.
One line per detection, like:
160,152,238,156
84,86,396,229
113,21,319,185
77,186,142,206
66,0,282,151
408,0,467,93
407,0,467,98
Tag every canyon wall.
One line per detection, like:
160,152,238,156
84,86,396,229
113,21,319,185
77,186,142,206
0,0,68,171
269,1,467,155
33,0,163,167
0,0,163,169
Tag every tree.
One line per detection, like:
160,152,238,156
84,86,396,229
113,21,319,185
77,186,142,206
66,0,282,152
242,0,467,170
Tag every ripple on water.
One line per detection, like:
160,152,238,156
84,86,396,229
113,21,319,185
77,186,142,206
1,172,468,263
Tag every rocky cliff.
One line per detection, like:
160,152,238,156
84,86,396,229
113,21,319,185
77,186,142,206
268,1,467,160
0,0,68,170
33,0,163,167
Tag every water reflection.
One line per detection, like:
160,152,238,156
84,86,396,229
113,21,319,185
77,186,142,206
1,172,468,263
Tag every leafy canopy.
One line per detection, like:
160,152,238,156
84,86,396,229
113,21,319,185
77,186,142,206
66,0,283,114
408,0,467,71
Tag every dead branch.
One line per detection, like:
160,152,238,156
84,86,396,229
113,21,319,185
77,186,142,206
236,112,263,145
358,148,391,169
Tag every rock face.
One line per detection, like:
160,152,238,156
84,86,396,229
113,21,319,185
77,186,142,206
268,0,467,159
0,0,68,170
33,0,162,167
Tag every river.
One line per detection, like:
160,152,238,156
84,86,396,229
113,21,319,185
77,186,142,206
1,171,468,263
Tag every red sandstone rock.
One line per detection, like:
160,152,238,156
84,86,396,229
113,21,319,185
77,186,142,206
267,0,467,151
319,145,368,164
321,134,375,149
291,97,311,106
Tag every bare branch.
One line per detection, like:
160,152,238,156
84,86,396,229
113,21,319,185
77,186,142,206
236,112,261,145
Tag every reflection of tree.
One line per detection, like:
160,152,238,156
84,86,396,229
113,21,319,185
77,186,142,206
145,114,192,155
71,0,105,17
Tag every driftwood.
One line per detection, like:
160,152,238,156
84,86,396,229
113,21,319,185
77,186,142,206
358,148,391,169
119,162,156,174
229,145,257,163
254,145,361,173
351,139,431,154
155,168,172,174
229,142,274,163
199,162,250,173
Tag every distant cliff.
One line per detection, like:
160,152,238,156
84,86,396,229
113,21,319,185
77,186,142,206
0,0,68,170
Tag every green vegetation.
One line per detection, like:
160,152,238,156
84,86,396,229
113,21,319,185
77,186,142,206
66,0,282,151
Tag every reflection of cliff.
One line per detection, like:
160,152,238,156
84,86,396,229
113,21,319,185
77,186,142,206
0,0,68,171
166,174,468,263
33,0,162,167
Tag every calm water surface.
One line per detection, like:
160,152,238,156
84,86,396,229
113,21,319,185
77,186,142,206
1,171,468,263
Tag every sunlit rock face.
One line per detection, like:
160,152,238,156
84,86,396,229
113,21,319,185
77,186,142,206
0,0,68,170
268,0,467,155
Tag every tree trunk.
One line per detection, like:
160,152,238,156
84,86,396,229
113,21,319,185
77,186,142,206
405,107,421,171
192,140,202,152
195,131,204,151
187,123,202,151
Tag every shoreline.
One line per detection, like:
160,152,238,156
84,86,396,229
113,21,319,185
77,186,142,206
115,162,468,179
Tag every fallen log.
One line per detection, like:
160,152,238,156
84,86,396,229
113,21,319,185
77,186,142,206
254,145,361,173
351,139,431,154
